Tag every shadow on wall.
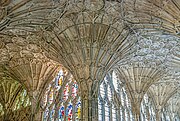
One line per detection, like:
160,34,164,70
0,106,31,121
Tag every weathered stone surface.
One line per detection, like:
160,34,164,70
0,0,179,120
41,1,137,120
148,82,179,121
0,35,60,121
0,72,30,121
123,0,180,36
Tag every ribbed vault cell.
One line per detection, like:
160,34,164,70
0,0,66,35
123,0,180,36
134,31,180,75
115,33,180,120
0,71,30,121
165,92,180,121
117,64,166,121
132,33,179,66
41,1,137,120
148,81,179,121
0,36,60,121
166,43,180,69
0,106,31,121
0,36,10,65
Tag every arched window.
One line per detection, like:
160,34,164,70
140,94,156,121
98,71,133,121
13,89,31,111
41,67,81,121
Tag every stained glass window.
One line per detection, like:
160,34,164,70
98,71,133,121
13,89,31,111
42,68,81,121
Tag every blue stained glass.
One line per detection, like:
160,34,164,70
42,68,81,121
66,102,73,121
59,105,65,119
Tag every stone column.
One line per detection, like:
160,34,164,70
132,103,141,121
80,80,99,121
3,108,13,121
29,91,43,121
155,109,161,121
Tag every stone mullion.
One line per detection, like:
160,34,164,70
127,109,130,121
146,106,150,121
161,111,165,121
141,101,145,121
114,108,118,121
98,100,104,121
72,99,76,121
116,105,120,121
147,106,150,120
109,104,112,121
92,96,98,121
64,103,68,121
44,98,50,120
121,107,125,121
120,108,122,121
124,91,130,121
119,91,123,121
115,93,120,121
102,103,105,121
140,108,144,121
141,101,145,120
54,95,59,121
123,91,127,121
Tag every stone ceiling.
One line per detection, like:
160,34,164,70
0,0,179,119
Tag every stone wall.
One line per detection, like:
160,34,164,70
0,106,31,121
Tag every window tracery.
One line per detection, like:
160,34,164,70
13,89,31,111
98,71,133,121
42,68,81,121
162,93,180,121
140,94,156,121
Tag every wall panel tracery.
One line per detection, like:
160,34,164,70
98,71,133,121
41,67,81,121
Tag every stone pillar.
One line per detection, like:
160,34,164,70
29,92,43,121
81,95,98,121
3,108,13,121
132,103,141,121
155,109,161,121
30,102,43,121
80,80,99,121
